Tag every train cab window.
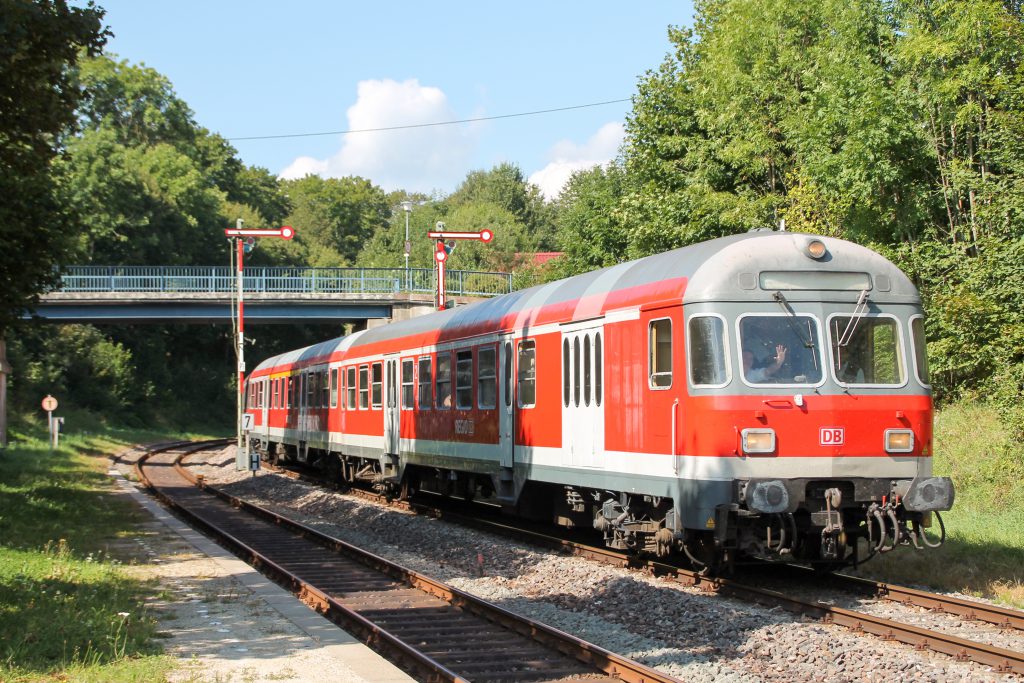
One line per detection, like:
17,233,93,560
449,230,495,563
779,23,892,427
401,359,415,409
828,315,905,386
478,346,497,409
518,341,537,408
346,367,357,409
649,319,673,389
435,353,452,409
740,315,823,385
330,369,339,408
371,362,383,408
595,332,603,407
911,316,930,386
418,357,432,409
688,315,729,387
455,350,473,409
359,365,369,409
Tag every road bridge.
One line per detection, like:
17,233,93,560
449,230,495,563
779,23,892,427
31,266,513,325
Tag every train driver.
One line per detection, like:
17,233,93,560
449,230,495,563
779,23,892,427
743,344,788,383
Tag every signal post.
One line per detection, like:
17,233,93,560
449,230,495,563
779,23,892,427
428,223,494,311
224,221,295,470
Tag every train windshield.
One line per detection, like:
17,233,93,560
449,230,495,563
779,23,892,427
739,315,822,385
828,315,905,385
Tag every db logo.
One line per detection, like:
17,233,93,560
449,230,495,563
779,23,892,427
820,427,845,446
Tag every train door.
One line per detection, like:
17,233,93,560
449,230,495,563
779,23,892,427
561,320,605,468
498,336,515,468
384,356,400,455
260,378,270,443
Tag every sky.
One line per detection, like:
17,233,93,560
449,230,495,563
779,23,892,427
92,1,694,200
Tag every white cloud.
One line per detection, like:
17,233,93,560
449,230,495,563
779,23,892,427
528,122,624,201
279,79,480,192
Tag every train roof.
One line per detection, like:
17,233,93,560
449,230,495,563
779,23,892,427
251,232,918,374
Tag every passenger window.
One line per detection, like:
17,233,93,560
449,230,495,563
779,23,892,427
346,367,356,409
371,362,383,408
583,335,592,407
455,350,473,409
359,365,369,409
829,316,904,385
688,316,729,387
330,369,339,408
401,359,415,409
562,339,570,408
595,333,603,407
478,346,497,409
573,337,581,407
911,317,930,385
518,341,537,408
435,353,452,409
649,319,673,388
321,370,329,408
418,357,432,409
503,342,513,407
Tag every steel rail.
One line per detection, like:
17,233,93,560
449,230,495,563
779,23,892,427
139,443,680,683
827,572,1024,632
262,461,1024,675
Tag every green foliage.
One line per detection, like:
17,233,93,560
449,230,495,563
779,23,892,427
277,175,391,266
0,434,176,679
553,163,628,276
7,325,147,419
0,0,106,335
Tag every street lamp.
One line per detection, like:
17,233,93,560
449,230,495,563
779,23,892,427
400,200,413,271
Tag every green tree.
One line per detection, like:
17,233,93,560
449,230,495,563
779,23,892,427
553,163,629,276
278,175,390,267
446,163,557,250
0,0,106,333
622,1,933,252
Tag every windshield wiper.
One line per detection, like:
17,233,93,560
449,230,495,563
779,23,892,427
772,291,815,350
836,289,869,348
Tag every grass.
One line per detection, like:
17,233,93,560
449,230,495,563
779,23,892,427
849,402,1024,608
0,422,222,682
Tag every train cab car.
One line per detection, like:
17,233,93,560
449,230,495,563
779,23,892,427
243,230,954,571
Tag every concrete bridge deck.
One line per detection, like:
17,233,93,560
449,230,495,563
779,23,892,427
31,266,512,325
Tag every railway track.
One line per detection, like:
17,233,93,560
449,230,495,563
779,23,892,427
135,441,680,683
259,457,1024,676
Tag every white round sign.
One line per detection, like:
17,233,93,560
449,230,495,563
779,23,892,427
41,395,58,412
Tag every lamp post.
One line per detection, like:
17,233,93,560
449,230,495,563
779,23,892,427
224,220,296,471
400,201,413,288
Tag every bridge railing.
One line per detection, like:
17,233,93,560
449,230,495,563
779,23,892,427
56,266,514,297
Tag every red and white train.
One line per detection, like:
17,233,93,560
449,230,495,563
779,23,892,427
244,231,954,569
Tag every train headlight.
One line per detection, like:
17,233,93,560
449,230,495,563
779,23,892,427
741,428,776,454
885,429,914,453
807,240,827,259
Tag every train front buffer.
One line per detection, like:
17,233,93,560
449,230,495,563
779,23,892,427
715,474,955,566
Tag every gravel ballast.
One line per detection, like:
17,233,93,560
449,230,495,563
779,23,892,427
184,448,1022,682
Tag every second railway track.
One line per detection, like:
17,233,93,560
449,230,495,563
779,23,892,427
135,441,679,683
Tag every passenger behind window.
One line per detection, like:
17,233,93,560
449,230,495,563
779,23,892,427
743,344,787,383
